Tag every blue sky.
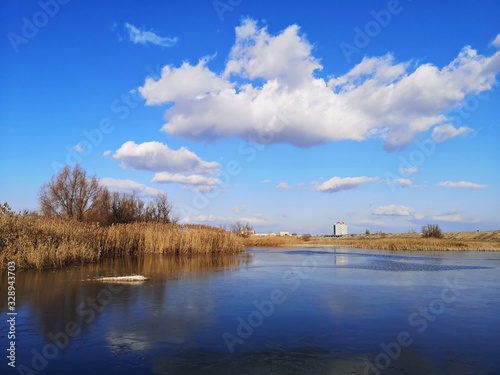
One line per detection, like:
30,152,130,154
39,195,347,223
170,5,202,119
1,0,499,234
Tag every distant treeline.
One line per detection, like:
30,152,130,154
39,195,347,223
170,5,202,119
38,164,176,225
0,164,243,270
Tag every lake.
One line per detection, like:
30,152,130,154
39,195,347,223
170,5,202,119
1,247,500,374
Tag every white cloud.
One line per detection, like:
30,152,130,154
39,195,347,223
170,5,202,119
428,212,478,223
277,182,291,190
100,178,164,197
180,214,267,226
73,144,84,153
262,179,271,183
399,166,418,175
373,204,413,216
140,58,231,105
431,124,472,143
314,176,377,193
394,178,412,187
111,141,221,192
233,205,246,213
413,213,425,220
139,19,500,150
491,33,500,48
103,150,112,157
223,20,321,87
437,180,487,189
151,172,220,188
124,23,178,47
112,141,220,174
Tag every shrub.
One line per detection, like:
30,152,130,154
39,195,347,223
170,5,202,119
422,224,443,238
301,234,312,241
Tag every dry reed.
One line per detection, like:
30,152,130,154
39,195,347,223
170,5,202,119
0,211,243,270
243,233,500,251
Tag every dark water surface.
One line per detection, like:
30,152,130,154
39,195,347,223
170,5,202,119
1,248,500,374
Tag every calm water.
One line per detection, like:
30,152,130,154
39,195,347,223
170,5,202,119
1,248,500,374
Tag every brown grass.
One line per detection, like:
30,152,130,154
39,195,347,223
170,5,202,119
0,212,243,270
243,232,500,251
242,235,303,247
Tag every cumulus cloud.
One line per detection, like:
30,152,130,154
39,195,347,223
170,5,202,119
394,178,412,187
399,166,418,175
151,172,220,189
100,178,164,197
491,33,500,48
140,58,231,105
233,205,246,213
437,180,487,189
112,141,220,174
73,144,84,153
314,176,377,193
180,214,267,226
124,23,178,47
139,18,500,150
373,204,413,216
223,21,321,87
428,212,478,223
277,182,291,190
431,124,472,143
111,141,221,192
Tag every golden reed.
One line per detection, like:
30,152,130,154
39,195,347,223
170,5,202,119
243,233,500,251
0,212,243,270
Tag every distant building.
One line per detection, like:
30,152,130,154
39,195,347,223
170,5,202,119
334,222,348,236
279,231,290,236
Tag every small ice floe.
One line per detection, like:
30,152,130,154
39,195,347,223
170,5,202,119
84,274,150,282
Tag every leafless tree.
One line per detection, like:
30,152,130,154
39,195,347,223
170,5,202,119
156,193,173,223
39,164,105,221
230,221,254,237
108,191,145,224
421,224,443,238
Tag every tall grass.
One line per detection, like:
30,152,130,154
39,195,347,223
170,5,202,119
243,235,302,247
0,211,243,270
327,237,500,251
242,234,500,251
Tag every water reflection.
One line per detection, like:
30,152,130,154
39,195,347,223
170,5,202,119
1,249,499,374
0,254,252,342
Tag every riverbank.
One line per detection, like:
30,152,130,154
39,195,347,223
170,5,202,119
243,231,500,251
0,212,243,270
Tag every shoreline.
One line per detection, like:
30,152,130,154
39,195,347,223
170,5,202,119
242,231,500,251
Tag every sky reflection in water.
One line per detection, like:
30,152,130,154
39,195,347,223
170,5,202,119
1,248,499,374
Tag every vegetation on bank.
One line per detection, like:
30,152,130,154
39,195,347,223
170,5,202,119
241,231,500,251
0,164,244,270
2,164,499,271
38,164,176,225
0,205,242,270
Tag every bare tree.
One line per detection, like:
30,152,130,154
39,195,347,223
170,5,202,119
230,221,254,237
109,191,145,224
146,193,174,224
84,188,112,225
39,164,105,221
421,224,443,238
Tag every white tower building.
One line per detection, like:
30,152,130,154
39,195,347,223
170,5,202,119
334,221,348,236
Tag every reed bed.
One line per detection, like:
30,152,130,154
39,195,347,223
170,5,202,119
0,212,243,270
243,235,303,247
242,234,500,251
325,237,500,251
